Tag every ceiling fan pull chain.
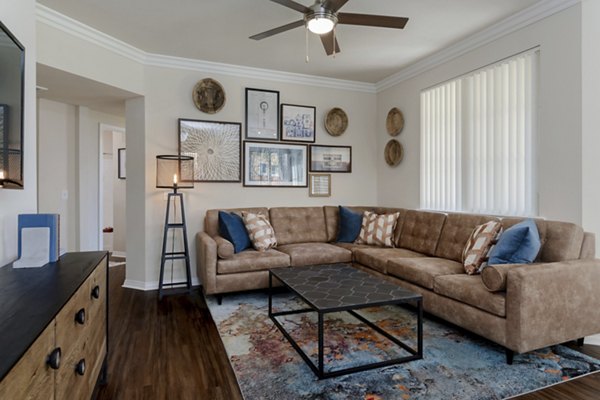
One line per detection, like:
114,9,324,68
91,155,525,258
305,27,310,63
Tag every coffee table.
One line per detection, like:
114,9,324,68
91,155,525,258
268,263,423,379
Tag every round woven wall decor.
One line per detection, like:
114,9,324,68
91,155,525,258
325,107,348,136
386,107,404,136
192,78,226,114
384,139,404,167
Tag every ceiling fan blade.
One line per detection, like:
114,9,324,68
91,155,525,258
322,0,350,12
320,31,341,56
270,0,311,13
338,13,409,29
249,20,305,40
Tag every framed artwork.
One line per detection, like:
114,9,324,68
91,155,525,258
309,174,331,197
280,103,316,143
309,145,352,173
118,148,126,179
245,88,279,140
179,118,241,182
243,141,307,187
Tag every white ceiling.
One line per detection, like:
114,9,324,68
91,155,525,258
37,0,540,83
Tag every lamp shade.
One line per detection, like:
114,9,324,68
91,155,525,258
156,155,194,189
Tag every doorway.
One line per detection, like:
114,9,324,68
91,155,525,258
99,124,126,267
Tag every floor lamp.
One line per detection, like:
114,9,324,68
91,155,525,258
156,155,194,300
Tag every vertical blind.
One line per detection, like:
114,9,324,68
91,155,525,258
420,50,537,216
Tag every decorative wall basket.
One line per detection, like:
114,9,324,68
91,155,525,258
325,107,348,137
384,139,404,167
386,107,404,136
192,78,226,114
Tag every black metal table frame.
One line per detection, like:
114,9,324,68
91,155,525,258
268,270,423,379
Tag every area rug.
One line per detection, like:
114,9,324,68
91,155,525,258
206,292,600,400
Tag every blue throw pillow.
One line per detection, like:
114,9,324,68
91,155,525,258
488,219,541,264
218,211,252,253
336,206,363,243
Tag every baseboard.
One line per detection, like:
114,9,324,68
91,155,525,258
122,277,201,291
111,251,127,258
585,334,600,346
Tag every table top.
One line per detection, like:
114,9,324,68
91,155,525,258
270,263,421,312
0,251,107,381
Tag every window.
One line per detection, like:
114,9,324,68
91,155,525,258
420,50,538,216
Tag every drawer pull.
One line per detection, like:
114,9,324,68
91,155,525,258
91,285,101,299
75,308,86,325
76,359,86,376
47,347,61,370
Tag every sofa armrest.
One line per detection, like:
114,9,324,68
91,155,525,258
506,259,600,353
197,232,218,295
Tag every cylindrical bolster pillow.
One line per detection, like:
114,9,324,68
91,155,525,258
481,264,525,292
214,236,234,259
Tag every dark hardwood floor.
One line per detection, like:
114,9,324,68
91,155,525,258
97,265,600,400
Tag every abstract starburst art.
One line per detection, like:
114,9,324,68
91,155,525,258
179,119,241,182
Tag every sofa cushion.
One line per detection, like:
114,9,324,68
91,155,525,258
435,213,500,262
324,206,405,243
217,249,290,275
387,257,464,290
488,219,541,265
399,210,447,255
355,248,425,274
269,207,328,245
539,220,584,262
356,211,400,247
205,207,269,237
242,212,277,251
433,274,506,317
214,236,234,259
481,263,533,292
336,206,363,243
463,221,503,275
277,243,352,267
218,211,252,253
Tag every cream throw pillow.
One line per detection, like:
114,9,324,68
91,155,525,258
462,221,502,275
241,212,277,251
355,211,400,247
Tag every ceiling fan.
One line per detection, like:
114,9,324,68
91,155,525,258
249,0,409,56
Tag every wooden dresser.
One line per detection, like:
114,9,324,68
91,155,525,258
0,252,108,400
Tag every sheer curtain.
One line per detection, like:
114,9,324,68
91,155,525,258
420,50,538,216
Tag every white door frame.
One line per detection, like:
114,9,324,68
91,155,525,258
98,123,126,252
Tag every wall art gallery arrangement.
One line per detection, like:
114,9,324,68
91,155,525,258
179,81,357,194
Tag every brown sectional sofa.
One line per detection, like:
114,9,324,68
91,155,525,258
197,205,600,363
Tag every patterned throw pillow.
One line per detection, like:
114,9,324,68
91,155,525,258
241,212,277,251
462,221,503,275
355,211,400,247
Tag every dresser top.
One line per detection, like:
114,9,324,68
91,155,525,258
0,251,107,381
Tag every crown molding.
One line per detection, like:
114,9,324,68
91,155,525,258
35,3,376,93
144,53,376,93
375,0,581,92
36,4,147,64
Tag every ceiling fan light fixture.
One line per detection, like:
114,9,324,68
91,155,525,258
305,11,337,35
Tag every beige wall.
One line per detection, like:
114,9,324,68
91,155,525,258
0,0,37,266
581,0,600,254
377,5,583,225
135,66,378,287
37,98,78,251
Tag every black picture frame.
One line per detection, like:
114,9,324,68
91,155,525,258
309,145,352,173
245,88,280,141
280,103,316,143
178,118,242,182
117,148,126,179
243,141,308,187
